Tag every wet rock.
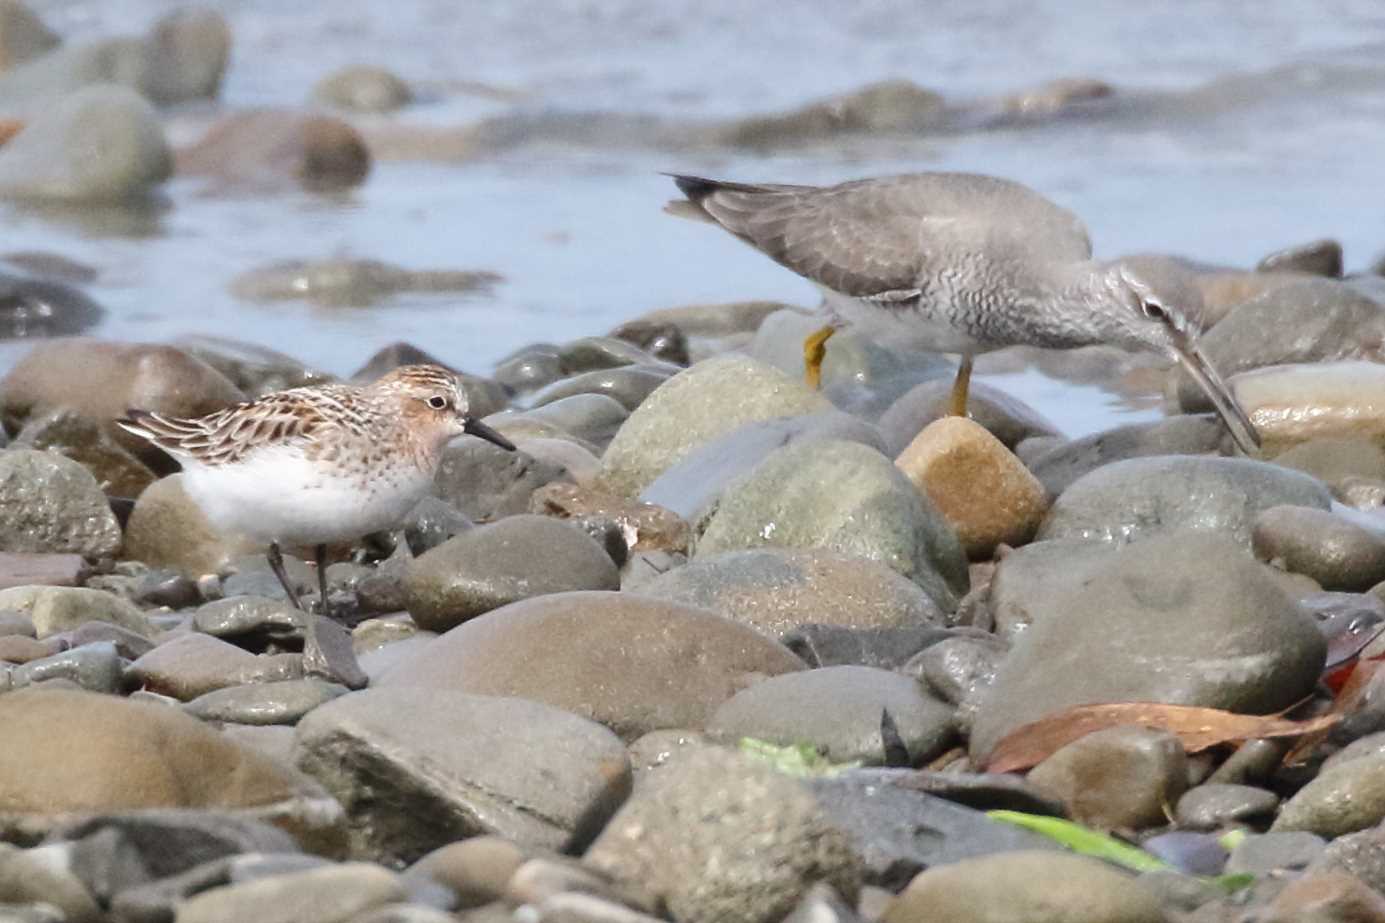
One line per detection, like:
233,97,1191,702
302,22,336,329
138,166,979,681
907,634,1007,708
531,366,672,413
494,347,565,394
584,747,862,923
123,474,263,577
184,678,348,726
176,110,371,191
11,641,121,693
132,567,200,608
377,591,804,740
54,620,153,659
1227,831,1326,875
126,632,302,701
1176,278,1385,412
192,595,304,645
531,482,687,555
0,633,50,662
624,300,797,361
0,2,57,72
1026,415,1226,497
1257,238,1343,278
639,410,886,526
1273,437,1385,499
1027,726,1187,829
0,449,121,556
1312,823,1385,894
0,843,100,923
696,439,968,612
175,335,328,399
407,836,526,909
970,533,1326,762
1275,753,1385,838
13,406,154,497
750,309,953,418
0,585,153,639
302,616,367,690
881,851,1167,923
230,258,500,307
507,394,628,447
295,688,630,863
1252,871,1385,923
608,319,690,366
140,7,232,104
1175,783,1279,830
0,271,105,339
174,862,406,923
1234,361,1385,453
0,552,84,590
597,356,831,498
895,417,1048,560
707,666,954,766
314,64,412,112
995,76,1114,118
877,379,1062,455
434,438,571,523
985,539,1116,639
0,687,327,817
556,335,671,374
0,86,169,201
1037,456,1332,548
0,338,245,468
404,515,619,632
716,79,946,148
505,856,647,910
636,548,945,640
1253,506,1385,591
777,624,950,671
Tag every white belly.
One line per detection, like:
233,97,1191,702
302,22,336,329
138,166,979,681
180,446,433,546
822,289,990,355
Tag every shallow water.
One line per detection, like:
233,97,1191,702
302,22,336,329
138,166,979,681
7,1,1385,436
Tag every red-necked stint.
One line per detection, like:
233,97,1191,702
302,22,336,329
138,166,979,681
667,172,1260,455
118,363,516,612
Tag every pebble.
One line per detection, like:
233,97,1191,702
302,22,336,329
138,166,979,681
0,449,122,557
1025,415,1227,497
406,836,527,909
11,640,122,693
302,615,367,690
984,539,1115,639
1273,437,1385,499
531,482,688,554
1256,238,1343,276
313,64,413,112
1233,360,1385,453
0,585,154,639
637,548,945,640
1252,871,1385,923
696,438,968,613
126,632,302,701
0,552,85,590
894,417,1049,559
1026,726,1187,830
597,355,831,498
231,258,498,308
192,595,305,645
707,666,955,766
783,624,954,671
882,851,1167,923
507,393,629,447
434,436,571,523
1274,752,1385,838
0,1,58,72
877,378,1061,455
0,269,106,340
1253,505,1385,591
0,633,49,663
1312,823,1385,895
0,843,100,923
608,319,690,366
530,365,672,413
584,748,862,923
1037,455,1332,547
404,514,620,632
970,532,1326,762
906,634,1007,707
1227,831,1327,875
175,110,371,191
174,862,406,923
183,678,348,726
376,591,803,740
1175,783,1280,830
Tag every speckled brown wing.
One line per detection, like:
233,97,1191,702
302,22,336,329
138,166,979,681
669,173,1093,300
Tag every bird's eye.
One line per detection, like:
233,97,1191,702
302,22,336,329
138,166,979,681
427,395,448,410
1142,300,1166,321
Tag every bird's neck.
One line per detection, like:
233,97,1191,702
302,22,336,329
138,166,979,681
1023,259,1118,349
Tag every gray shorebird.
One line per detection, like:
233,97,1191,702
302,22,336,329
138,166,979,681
118,364,516,614
666,172,1260,455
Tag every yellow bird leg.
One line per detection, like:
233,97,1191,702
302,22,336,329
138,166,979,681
803,324,837,390
949,354,974,417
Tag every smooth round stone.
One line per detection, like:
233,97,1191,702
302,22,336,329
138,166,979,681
0,449,121,557
895,417,1048,560
314,65,413,112
0,585,153,640
407,836,527,910
619,300,797,361
1175,783,1280,830
882,851,1167,923
626,729,713,776
1323,730,1385,772
707,666,955,766
376,591,805,740
1037,455,1332,548
433,437,571,523
970,532,1327,763
878,379,1061,455
1233,361,1385,453
1026,415,1227,498
1253,871,1385,923
503,393,628,447
175,862,405,923
530,366,671,413
494,348,564,394
127,633,302,701
597,356,832,498
985,539,1116,640
1139,833,1228,878
1312,825,1385,895
0,85,170,200
0,271,106,340
1227,831,1327,875
0,688,324,814
1253,505,1385,592
1256,238,1343,277
1272,438,1385,496
10,641,121,693
0,339,244,469
636,548,945,640
1175,278,1385,412
696,439,968,613
192,595,303,643
1274,753,1385,838
0,1,58,71
177,111,370,191
585,748,862,923
404,515,619,632
907,634,1007,707
608,319,690,366
1026,726,1187,830
557,335,670,374
0,634,49,663
124,474,263,577
719,77,945,148
0,843,100,923
184,679,348,726
296,688,630,863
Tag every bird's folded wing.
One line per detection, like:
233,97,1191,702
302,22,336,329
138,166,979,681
119,392,333,466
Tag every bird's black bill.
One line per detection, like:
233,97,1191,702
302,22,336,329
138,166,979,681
1173,344,1261,457
463,417,517,451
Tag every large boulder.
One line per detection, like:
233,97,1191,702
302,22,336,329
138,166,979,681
0,449,121,556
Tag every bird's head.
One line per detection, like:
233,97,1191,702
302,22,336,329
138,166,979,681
378,364,517,455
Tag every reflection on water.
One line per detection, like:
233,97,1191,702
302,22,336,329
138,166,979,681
6,1,1385,437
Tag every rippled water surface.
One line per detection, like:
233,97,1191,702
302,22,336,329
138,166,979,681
7,0,1385,434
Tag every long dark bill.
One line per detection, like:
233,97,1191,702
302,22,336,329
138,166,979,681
1172,342,1261,456
463,417,517,452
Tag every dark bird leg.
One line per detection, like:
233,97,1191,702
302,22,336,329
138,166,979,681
949,354,974,417
314,543,331,618
266,542,304,610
